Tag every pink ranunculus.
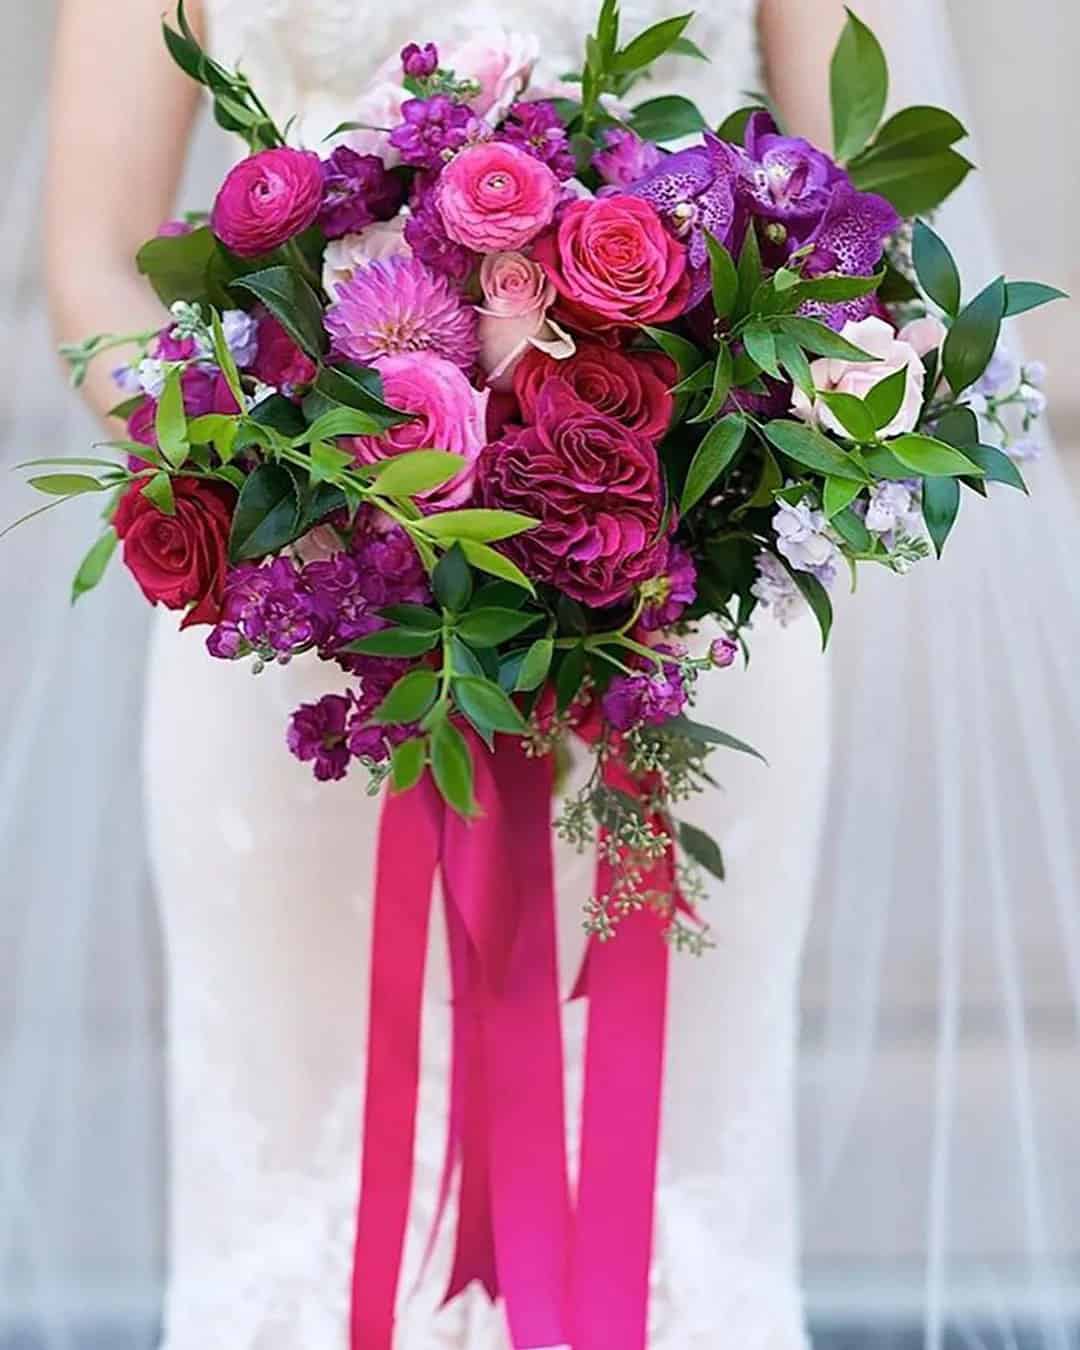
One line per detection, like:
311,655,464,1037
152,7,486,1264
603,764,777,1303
210,148,324,258
437,141,560,253
477,251,560,391
323,218,411,294
252,314,318,396
514,339,675,440
898,315,948,358
478,377,669,608
443,30,540,122
350,353,489,509
533,194,691,332
791,315,926,439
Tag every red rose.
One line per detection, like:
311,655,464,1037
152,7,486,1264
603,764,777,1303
514,340,675,440
533,195,691,332
210,147,324,257
252,314,318,396
478,377,669,608
114,478,236,628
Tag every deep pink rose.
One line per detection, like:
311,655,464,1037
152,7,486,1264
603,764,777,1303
514,339,675,440
211,148,323,257
252,314,318,395
533,194,691,332
114,477,236,628
437,141,560,253
351,353,489,509
478,377,669,608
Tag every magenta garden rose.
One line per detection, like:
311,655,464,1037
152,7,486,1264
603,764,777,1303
436,141,561,253
350,352,489,509
478,377,669,608
533,194,691,332
211,147,324,257
513,338,675,440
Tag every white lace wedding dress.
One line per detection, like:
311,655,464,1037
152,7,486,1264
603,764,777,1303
145,2,829,1346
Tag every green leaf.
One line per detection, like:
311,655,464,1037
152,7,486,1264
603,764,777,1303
773,316,878,361
596,0,620,60
888,433,982,478
933,405,980,450
912,219,961,317
716,105,764,145
922,475,961,557
670,34,709,60
942,275,1007,396
156,368,189,469
860,104,967,158
613,13,693,73
71,529,118,604
823,476,863,519
515,638,555,693
680,413,746,512
830,7,888,161
762,420,870,482
556,644,587,713
370,450,467,497
456,607,541,647
453,675,528,736
379,603,443,632
449,634,487,679
430,719,478,816
816,390,877,442
421,509,537,544
735,225,762,315
641,326,704,379
1003,282,1069,318
136,227,220,308
294,406,385,444
849,147,973,217
706,233,739,319
964,445,1028,493
28,473,109,497
459,540,536,595
372,669,440,725
862,444,913,480
232,266,327,359
142,471,176,515
629,94,707,142
187,413,237,446
662,715,767,763
742,322,781,379
775,334,814,399
788,564,834,649
390,737,427,793
343,627,441,657
433,543,473,611
211,307,245,407
228,462,301,561
678,820,726,882
864,364,910,431
306,439,356,485
688,346,734,424
314,363,409,426
788,270,884,304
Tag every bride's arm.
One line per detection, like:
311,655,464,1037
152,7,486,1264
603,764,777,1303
45,0,205,420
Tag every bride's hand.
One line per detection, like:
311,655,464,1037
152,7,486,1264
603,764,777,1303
45,0,206,423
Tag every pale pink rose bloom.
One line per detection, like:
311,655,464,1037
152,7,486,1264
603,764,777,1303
323,219,411,294
345,59,410,166
477,251,574,390
898,315,948,358
791,315,926,439
443,30,540,122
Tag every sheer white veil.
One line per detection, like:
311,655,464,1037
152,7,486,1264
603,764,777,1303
2,1,1079,1346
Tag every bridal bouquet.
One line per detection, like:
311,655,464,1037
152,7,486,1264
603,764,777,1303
12,3,1063,1345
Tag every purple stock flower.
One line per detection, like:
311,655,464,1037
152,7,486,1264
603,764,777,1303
499,101,576,180
640,541,697,631
603,653,689,732
324,255,479,368
710,635,738,668
593,127,663,189
401,42,439,79
741,112,845,226
287,694,353,781
404,181,477,283
389,95,476,170
627,132,744,307
318,146,404,240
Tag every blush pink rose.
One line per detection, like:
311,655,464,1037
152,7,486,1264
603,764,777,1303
211,148,323,257
437,142,560,253
323,218,411,294
444,31,539,122
533,195,691,332
898,315,948,358
477,251,559,391
791,315,926,439
350,353,489,509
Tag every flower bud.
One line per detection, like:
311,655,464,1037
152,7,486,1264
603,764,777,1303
401,42,439,79
710,635,738,669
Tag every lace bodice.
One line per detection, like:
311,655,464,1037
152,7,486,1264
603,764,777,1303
204,0,761,143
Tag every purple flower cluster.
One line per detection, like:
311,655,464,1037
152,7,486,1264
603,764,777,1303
498,101,576,180
401,41,439,80
602,649,689,732
594,127,663,189
640,541,697,630
389,95,480,170
404,179,477,283
318,146,404,240
287,671,415,780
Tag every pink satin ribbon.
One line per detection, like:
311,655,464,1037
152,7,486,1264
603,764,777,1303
349,732,678,1350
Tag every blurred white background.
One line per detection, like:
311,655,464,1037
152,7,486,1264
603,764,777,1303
0,1,1077,1347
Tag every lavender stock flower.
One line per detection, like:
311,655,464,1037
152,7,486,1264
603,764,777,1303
603,658,689,732
318,146,404,240
389,95,478,169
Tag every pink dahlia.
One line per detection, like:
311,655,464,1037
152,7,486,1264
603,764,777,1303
324,255,479,370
